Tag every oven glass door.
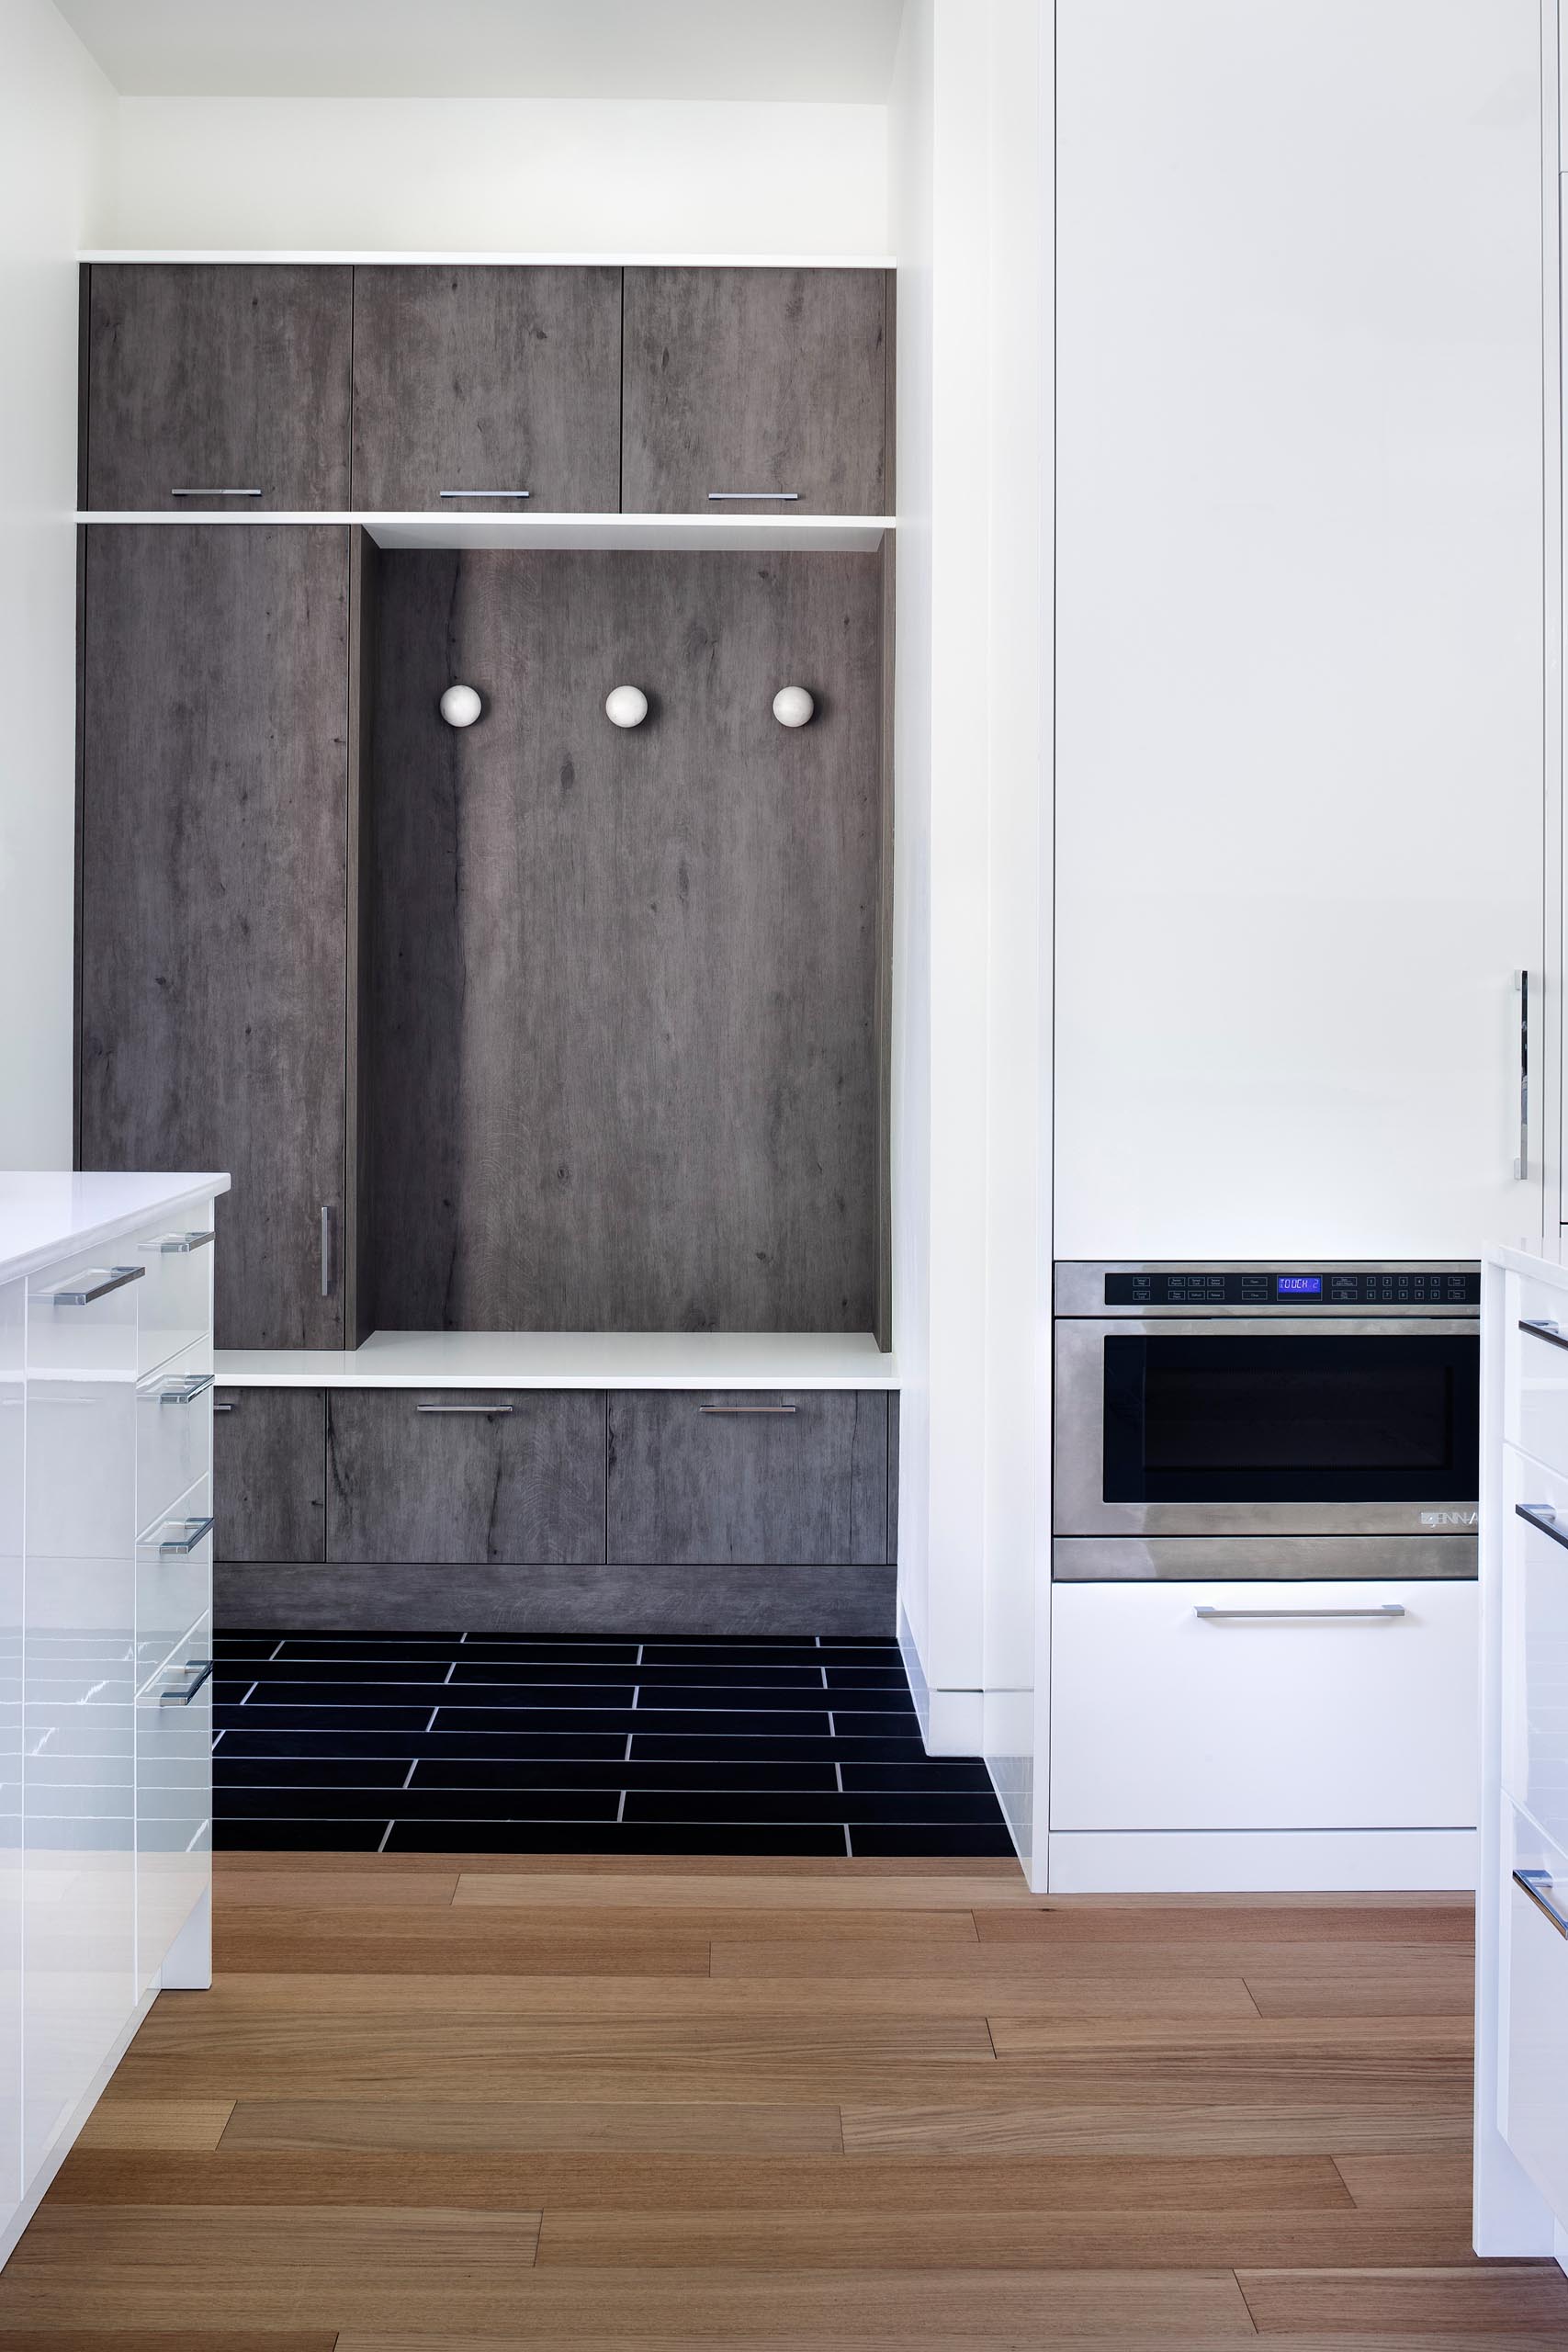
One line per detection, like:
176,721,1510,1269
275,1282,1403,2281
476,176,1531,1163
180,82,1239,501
1103,1332,1479,1504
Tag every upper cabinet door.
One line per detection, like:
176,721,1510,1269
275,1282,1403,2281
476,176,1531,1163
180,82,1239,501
85,265,353,511
351,266,622,512
621,267,890,514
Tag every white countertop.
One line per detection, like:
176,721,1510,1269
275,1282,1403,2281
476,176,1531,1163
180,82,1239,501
1485,1235,1568,1283
215,1328,898,1390
0,1170,230,1288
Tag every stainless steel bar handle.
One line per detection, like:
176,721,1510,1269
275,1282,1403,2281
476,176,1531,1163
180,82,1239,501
170,487,261,497
1515,968,1529,1180
159,1658,214,1707
1193,1603,1406,1621
155,1514,214,1555
415,1402,514,1415
1519,1317,1568,1352
698,1404,797,1415
1516,1503,1568,1555
706,491,801,502
47,1264,145,1306
1516,1868,1568,1939
212,1401,234,1412
158,1372,214,1407
439,489,531,499
321,1206,333,1299
158,1229,215,1254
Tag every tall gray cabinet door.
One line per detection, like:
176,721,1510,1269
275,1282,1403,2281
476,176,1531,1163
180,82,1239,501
79,526,350,1351
352,266,622,512
606,1392,889,1566
85,266,353,511
621,268,889,514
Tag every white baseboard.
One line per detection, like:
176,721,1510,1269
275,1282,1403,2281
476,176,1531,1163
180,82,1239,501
895,1611,984,1754
1045,1826,1478,1894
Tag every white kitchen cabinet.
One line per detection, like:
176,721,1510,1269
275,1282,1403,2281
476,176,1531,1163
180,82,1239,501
1053,0,1545,1260
0,1171,226,2270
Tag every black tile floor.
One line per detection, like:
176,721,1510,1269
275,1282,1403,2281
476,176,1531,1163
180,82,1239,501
209,1630,1016,1857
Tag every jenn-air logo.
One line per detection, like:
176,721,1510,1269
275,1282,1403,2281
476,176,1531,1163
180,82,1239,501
1421,1510,1477,1527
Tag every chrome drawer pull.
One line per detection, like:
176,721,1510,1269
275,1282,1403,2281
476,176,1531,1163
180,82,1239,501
698,1404,798,1415
155,1229,215,1254
170,487,261,497
439,488,531,499
414,1402,514,1414
1519,1317,1568,1351
707,491,801,502
1516,1868,1568,1939
1516,1503,1568,1554
155,1515,214,1555
212,1401,234,1413
159,1659,214,1706
45,1264,145,1306
158,1373,214,1407
1193,1603,1405,1621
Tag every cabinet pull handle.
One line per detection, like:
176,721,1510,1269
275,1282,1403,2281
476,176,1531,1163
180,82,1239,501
1516,1503,1568,1553
158,1373,214,1407
159,1659,214,1706
439,489,531,499
170,487,261,497
212,1401,235,1413
1515,968,1529,1180
1516,1868,1568,1939
152,1229,214,1254
706,491,801,503
1193,1603,1405,1621
321,1206,333,1298
1519,1317,1568,1351
154,1514,214,1555
44,1264,145,1306
698,1404,798,1415
414,1402,514,1414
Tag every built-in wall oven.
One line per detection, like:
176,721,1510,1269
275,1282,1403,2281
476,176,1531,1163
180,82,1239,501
1053,1261,1480,1580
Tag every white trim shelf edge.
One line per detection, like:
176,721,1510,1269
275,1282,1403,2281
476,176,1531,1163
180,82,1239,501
77,511,893,553
214,1329,898,1391
79,252,897,269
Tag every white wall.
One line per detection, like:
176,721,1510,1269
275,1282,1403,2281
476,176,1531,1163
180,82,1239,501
0,0,112,1166
101,96,888,254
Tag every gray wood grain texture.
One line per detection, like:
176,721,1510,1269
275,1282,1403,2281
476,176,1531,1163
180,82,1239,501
86,265,352,510
345,527,380,1347
605,1391,888,1566
351,266,622,512
621,267,888,514
213,1388,327,1564
78,526,350,1350
887,1391,899,1567
216,1560,896,1636
367,548,885,1333
326,1390,607,1566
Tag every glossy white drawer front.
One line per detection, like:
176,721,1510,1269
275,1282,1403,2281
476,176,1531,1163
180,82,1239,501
1501,1445,1568,1850
1509,1274,1568,1479
136,1476,212,1687
1050,1579,1478,1832
130,1214,215,1379
135,1611,212,1996
135,1345,213,1542
0,1276,22,2234
1501,1807,1568,2218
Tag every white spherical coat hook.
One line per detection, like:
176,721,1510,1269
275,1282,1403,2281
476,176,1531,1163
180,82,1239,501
605,685,649,729
773,685,815,729
439,684,483,729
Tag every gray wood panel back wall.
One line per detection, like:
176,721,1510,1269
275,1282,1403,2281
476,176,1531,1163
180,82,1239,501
86,266,353,511
79,526,350,1350
351,266,622,512
367,548,885,1333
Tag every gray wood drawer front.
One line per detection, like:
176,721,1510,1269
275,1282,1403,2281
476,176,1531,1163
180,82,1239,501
606,1392,889,1566
213,1388,327,1564
326,1390,606,1565
351,266,622,512
621,267,889,515
86,265,353,510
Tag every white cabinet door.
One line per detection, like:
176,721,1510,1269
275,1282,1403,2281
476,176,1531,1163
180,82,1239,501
0,1277,22,2239
21,1259,138,2183
1050,1579,1478,1831
1054,0,1544,1259
135,1613,212,1998
1501,1828,1568,2217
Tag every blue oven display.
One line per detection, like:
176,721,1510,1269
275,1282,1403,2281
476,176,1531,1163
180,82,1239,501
1277,1275,1323,1297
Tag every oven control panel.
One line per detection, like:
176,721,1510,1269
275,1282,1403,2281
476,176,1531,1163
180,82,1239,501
1103,1269,1481,1307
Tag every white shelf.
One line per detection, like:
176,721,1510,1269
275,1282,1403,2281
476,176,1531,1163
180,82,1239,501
79,251,897,270
215,1329,897,1392
76,511,893,553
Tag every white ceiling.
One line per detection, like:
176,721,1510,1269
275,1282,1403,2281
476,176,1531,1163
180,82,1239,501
53,0,905,100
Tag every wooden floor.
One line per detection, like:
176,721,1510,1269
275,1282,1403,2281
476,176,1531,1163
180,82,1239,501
3,1854,1565,2347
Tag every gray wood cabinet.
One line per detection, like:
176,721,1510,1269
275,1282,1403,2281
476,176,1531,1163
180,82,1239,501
213,1388,327,1563
606,1391,890,1566
351,266,622,513
78,526,350,1350
621,267,890,514
367,548,884,1333
325,1391,606,1565
85,265,353,511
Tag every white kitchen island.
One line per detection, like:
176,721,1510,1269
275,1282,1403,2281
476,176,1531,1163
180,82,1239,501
0,1170,227,2268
